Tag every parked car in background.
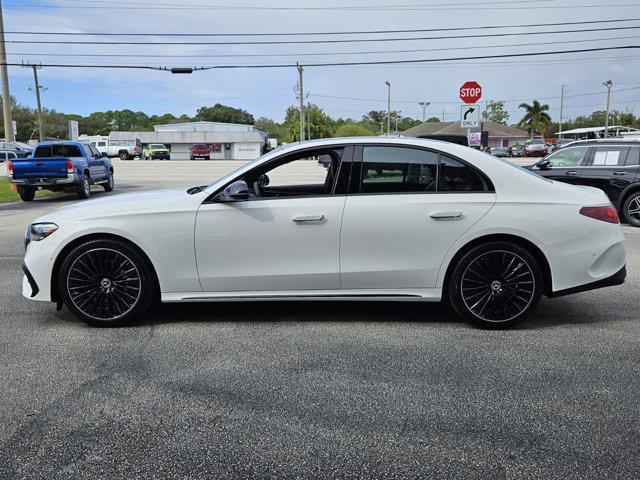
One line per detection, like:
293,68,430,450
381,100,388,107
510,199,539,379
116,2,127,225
522,139,549,157
142,144,170,160
91,139,141,160
21,137,626,329
190,144,211,160
0,141,32,161
8,141,114,201
486,146,509,157
528,139,640,227
509,144,524,157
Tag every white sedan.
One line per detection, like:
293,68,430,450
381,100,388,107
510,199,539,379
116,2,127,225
21,137,627,328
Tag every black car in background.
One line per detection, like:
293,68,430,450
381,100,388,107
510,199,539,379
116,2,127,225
527,139,640,227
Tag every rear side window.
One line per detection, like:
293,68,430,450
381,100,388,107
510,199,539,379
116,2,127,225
358,146,491,193
626,147,640,166
34,144,83,158
592,146,629,166
546,146,590,167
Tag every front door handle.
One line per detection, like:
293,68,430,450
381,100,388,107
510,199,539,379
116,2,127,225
430,211,463,220
613,171,627,176
292,214,325,223
565,170,578,176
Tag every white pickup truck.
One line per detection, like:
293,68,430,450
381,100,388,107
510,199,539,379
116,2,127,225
90,139,142,160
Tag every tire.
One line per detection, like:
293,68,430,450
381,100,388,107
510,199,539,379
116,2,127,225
58,238,156,327
103,170,114,192
77,175,91,199
623,191,640,227
119,151,130,161
448,241,543,329
17,186,36,202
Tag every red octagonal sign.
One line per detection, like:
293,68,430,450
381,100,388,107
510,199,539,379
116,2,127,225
460,81,482,104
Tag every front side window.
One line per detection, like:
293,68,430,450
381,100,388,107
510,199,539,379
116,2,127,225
90,145,101,157
545,146,590,167
592,146,629,166
82,144,94,157
361,146,438,193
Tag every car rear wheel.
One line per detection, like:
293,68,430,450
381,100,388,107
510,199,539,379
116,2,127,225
103,170,114,192
58,239,156,327
448,241,542,328
119,151,130,160
17,186,36,202
623,192,640,227
77,175,91,199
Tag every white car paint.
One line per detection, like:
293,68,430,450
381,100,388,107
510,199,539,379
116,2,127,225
22,137,626,319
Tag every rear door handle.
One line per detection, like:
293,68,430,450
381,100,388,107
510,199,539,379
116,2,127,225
565,170,578,176
613,171,627,176
292,214,325,223
430,211,463,220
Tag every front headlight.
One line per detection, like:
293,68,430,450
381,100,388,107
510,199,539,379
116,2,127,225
25,223,58,247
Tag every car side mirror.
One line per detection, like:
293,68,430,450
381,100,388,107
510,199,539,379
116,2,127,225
101,152,108,158
217,180,249,202
537,159,551,170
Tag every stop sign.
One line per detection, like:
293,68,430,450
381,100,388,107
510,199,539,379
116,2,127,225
460,81,482,104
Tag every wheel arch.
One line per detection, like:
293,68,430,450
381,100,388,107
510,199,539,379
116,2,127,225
50,232,160,304
441,233,553,297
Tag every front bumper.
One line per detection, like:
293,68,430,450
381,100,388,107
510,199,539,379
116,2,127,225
150,153,170,160
22,263,39,298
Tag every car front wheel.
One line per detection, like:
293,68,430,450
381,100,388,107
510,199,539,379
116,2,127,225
448,241,543,328
623,192,640,227
58,238,156,327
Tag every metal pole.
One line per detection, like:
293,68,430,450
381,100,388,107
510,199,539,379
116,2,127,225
558,84,565,139
32,65,44,141
0,0,14,141
307,100,311,140
385,81,391,134
297,64,304,141
603,80,612,138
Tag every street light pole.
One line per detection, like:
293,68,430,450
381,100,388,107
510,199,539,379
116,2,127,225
0,0,14,141
603,80,612,138
297,64,305,142
385,81,391,135
418,101,430,122
558,84,565,139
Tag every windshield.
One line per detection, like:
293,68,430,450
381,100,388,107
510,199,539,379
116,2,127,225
150,144,167,149
11,141,31,150
527,139,545,145
482,151,551,183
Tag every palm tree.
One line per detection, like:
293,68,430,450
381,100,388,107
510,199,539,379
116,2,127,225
518,100,552,138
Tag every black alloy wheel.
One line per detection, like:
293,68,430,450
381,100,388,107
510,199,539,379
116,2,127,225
623,192,640,227
59,239,156,326
449,242,542,328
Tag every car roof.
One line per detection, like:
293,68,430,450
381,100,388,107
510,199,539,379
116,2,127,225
36,140,85,146
556,138,640,147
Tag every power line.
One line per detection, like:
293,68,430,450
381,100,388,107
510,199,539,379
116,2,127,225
6,45,640,70
7,25,640,45
6,17,640,37
9,35,639,60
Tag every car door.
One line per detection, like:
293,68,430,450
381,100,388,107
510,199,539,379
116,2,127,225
533,145,592,184
194,146,351,293
339,145,496,290
90,144,109,179
580,146,637,205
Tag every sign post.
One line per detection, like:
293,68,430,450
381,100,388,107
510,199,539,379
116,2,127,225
460,81,483,147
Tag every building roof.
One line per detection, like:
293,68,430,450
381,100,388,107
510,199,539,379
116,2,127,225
109,130,264,144
557,126,639,135
403,121,529,138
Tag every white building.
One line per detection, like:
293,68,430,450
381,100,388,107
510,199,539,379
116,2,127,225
110,121,267,160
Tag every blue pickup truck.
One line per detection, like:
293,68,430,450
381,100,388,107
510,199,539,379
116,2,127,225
8,141,114,202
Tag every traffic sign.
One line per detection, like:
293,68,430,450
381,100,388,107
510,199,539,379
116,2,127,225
460,81,482,104
460,104,480,128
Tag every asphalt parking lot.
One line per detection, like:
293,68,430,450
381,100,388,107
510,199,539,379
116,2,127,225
0,159,639,479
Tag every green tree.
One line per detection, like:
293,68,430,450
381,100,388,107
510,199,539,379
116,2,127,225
426,116,441,123
283,104,335,141
482,100,509,124
195,103,254,124
334,123,376,137
518,100,552,138
254,117,286,142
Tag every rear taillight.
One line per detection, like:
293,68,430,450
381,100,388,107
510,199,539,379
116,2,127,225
66,160,73,173
7,161,13,176
580,205,619,224
134,147,140,152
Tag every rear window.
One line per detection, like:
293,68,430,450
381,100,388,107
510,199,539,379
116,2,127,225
34,144,83,158
192,144,207,149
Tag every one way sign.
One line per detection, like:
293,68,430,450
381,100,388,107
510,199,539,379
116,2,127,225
460,104,480,128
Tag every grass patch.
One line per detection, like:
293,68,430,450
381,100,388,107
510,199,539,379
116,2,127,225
0,177,58,203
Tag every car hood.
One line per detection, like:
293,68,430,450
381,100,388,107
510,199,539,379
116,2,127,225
34,189,190,223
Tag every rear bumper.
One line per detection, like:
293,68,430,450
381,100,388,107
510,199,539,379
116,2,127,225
11,173,76,186
549,265,626,297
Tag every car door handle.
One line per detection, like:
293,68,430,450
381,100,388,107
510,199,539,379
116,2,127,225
292,214,325,223
430,211,463,220
613,171,627,176
565,171,578,176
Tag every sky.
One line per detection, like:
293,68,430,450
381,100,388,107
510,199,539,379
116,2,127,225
4,0,640,124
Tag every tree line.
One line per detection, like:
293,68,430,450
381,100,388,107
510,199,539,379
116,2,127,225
1,96,638,143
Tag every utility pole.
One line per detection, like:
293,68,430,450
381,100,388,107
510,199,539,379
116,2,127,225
442,109,445,122
418,101,430,122
31,65,44,141
385,81,391,134
0,0,14,141
603,80,612,138
306,93,311,140
297,64,305,141
558,84,565,139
